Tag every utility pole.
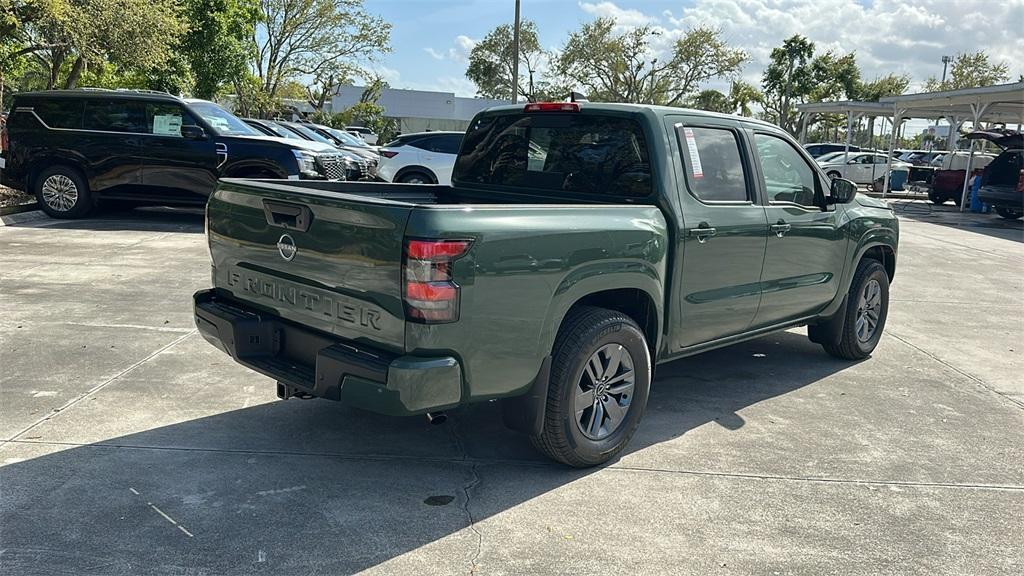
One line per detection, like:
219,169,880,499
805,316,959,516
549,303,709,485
940,55,951,86
511,0,521,104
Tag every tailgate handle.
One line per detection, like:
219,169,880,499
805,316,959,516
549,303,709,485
263,200,312,232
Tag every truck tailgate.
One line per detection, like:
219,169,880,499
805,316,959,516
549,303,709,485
206,179,415,353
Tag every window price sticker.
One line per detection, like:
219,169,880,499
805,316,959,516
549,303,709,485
683,127,704,179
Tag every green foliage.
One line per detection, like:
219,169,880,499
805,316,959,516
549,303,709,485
923,51,1010,91
466,20,553,100
728,80,762,116
554,18,746,106
687,89,732,113
856,74,909,101
760,35,816,133
179,0,259,98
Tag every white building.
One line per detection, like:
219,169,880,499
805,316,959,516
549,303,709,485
331,86,507,134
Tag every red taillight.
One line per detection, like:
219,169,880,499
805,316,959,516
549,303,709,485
380,150,399,158
524,102,580,113
403,239,472,323
1016,169,1023,193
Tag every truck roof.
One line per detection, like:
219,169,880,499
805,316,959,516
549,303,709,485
479,101,780,129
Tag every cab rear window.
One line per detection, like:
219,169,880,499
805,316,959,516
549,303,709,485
453,113,651,198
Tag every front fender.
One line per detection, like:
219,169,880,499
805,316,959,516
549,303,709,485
820,210,898,317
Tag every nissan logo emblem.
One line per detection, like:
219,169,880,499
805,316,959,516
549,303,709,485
277,234,297,261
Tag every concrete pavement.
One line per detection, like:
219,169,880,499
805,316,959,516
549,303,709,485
1,203,1021,575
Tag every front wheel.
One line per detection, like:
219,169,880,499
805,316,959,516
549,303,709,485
995,206,1023,220
398,171,431,184
822,259,890,360
530,306,651,467
35,165,92,219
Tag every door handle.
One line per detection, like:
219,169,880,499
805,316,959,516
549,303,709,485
689,225,717,244
770,221,792,238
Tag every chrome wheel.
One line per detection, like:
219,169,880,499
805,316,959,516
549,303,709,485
855,278,882,343
41,174,79,212
575,343,635,440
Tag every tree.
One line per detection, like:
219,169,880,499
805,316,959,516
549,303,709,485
728,80,761,116
10,0,185,90
253,0,390,101
465,20,550,101
179,0,259,98
554,18,746,106
855,74,909,149
688,89,731,113
760,35,816,134
923,51,1010,91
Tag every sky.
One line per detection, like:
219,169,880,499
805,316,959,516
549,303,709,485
364,0,1024,98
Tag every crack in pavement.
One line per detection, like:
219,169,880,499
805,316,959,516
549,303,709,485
449,416,484,575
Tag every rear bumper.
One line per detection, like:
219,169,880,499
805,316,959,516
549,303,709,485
193,289,462,416
978,185,1022,208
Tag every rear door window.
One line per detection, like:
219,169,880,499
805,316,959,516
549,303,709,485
454,113,651,198
31,99,84,129
83,99,145,133
145,103,198,137
675,125,750,202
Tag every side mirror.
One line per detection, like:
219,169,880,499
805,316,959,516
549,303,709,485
829,177,857,204
181,125,206,140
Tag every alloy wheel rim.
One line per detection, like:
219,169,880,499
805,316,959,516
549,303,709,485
575,343,635,440
855,278,882,343
41,175,79,212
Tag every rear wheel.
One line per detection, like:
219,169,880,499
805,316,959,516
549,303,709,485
35,165,92,219
530,306,651,467
928,190,948,205
822,260,889,360
398,171,432,184
995,206,1023,220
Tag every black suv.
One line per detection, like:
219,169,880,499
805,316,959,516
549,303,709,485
0,89,352,218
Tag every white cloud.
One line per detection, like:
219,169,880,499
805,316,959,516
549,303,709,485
579,1,656,27
424,35,478,64
584,0,1022,91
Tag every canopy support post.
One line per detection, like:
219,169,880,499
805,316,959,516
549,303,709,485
882,106,904,200
960,102,992,212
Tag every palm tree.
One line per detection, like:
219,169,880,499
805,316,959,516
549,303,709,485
728,80,762,116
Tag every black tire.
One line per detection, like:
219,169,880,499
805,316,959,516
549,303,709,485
822,260,889,360
927,190,948,205
398,171,432,184
530,306,652,468
34,165,92,219
995,206,1023,220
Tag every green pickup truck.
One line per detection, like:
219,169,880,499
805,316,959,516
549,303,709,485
194,102,898,467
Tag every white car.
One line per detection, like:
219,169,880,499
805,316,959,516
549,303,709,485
376,131,463,185
819,152,911,184
345,126,379,145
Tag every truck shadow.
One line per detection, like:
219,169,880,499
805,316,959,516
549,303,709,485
0,330,857,575
10,206,205,234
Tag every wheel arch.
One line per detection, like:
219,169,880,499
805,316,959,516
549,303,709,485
394,165,437,184
223,160,288,179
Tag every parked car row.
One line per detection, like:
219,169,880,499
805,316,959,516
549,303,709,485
0,89,468,218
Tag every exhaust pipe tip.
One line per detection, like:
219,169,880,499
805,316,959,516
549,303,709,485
426,411,447,426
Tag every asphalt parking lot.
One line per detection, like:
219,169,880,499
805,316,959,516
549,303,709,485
1,202,1021,575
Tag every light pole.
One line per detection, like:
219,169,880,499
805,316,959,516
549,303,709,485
511,0,521,104
928,55,952,151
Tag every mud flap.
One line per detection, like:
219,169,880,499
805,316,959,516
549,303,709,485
501,356,551,437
